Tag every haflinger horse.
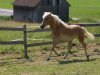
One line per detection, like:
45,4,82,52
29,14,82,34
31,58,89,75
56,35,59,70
40,12,95,61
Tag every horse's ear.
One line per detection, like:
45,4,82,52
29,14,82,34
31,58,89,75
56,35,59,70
49,12,52,16
43,12,46,15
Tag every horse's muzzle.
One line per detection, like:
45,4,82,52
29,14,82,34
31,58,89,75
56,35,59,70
40,26,44,29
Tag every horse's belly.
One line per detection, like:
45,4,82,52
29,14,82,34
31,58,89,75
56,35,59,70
60,35,74,41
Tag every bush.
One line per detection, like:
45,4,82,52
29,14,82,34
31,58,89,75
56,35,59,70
0,16,12,21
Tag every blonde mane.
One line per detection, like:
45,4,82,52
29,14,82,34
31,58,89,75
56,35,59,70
43,12,68,26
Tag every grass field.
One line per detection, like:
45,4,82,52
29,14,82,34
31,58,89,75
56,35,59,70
0,0,13,9
0,21,100,75
0,21,99,52
67,0,100,23
0,0,100,75
0,0,100,22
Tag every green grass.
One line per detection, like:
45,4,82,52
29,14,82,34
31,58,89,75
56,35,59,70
0,58,100,75
67,0,100,22
0,21,51,53
0,0,100,74
0,21,99,52
0,16,12,20
0,21,99,75
0,0,100,22
0,0,13,9
0,48,100,75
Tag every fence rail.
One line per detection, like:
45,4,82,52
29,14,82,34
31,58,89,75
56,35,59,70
0,25,28,59
0,23,100,59
0,27,25,31
0,41,24,45
76,23,100,27
27,28,50,33
94,34,100,37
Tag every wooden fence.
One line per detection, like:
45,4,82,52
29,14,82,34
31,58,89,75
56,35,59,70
76,23,100,37
0,23,100,59
0,25,28,59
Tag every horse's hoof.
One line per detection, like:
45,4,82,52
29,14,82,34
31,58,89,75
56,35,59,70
58,53,61,56
87,55,90,61
72,43,76,46
63,54,68,59
63,56,66,59
47,58,50,61
63,57,66,59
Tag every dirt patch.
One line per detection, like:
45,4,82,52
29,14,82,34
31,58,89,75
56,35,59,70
0,44,100,65
27,44,100,64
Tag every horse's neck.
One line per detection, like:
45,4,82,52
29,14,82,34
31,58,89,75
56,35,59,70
50,21,61,33
50,16,67,33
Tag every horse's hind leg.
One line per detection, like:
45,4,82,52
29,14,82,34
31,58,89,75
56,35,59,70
63,40,73,59
78,37,90,60
68,40,73,54
81,42,90,60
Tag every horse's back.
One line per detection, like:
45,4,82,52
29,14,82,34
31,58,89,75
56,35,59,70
64,24,84,38
69,25,85,40
69,25,83,33
68,24,81,28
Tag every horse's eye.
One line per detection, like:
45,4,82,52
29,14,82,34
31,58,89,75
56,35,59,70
46,19,48,20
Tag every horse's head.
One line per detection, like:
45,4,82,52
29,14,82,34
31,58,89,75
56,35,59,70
40,12,52,29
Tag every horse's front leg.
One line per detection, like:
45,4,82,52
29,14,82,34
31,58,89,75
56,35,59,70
47,39,59,60
47,47,53,60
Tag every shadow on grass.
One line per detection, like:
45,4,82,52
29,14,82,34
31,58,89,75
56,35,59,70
0,58,34,66
58,58,96,64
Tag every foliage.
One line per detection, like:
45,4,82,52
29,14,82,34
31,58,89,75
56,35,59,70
0,16,12,20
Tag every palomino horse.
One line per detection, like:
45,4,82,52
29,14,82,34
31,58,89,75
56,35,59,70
40,12,95,60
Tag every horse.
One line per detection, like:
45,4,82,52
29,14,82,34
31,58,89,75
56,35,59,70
40,12,95,60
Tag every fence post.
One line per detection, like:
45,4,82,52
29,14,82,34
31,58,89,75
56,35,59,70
23,25,28,59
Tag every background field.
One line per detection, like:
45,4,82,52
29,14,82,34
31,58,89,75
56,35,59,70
0,0,13,9
0,0,100,22
0,0,100,75
67,0,100,23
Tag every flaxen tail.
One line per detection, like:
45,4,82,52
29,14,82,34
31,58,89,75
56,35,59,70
82,27,95,40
